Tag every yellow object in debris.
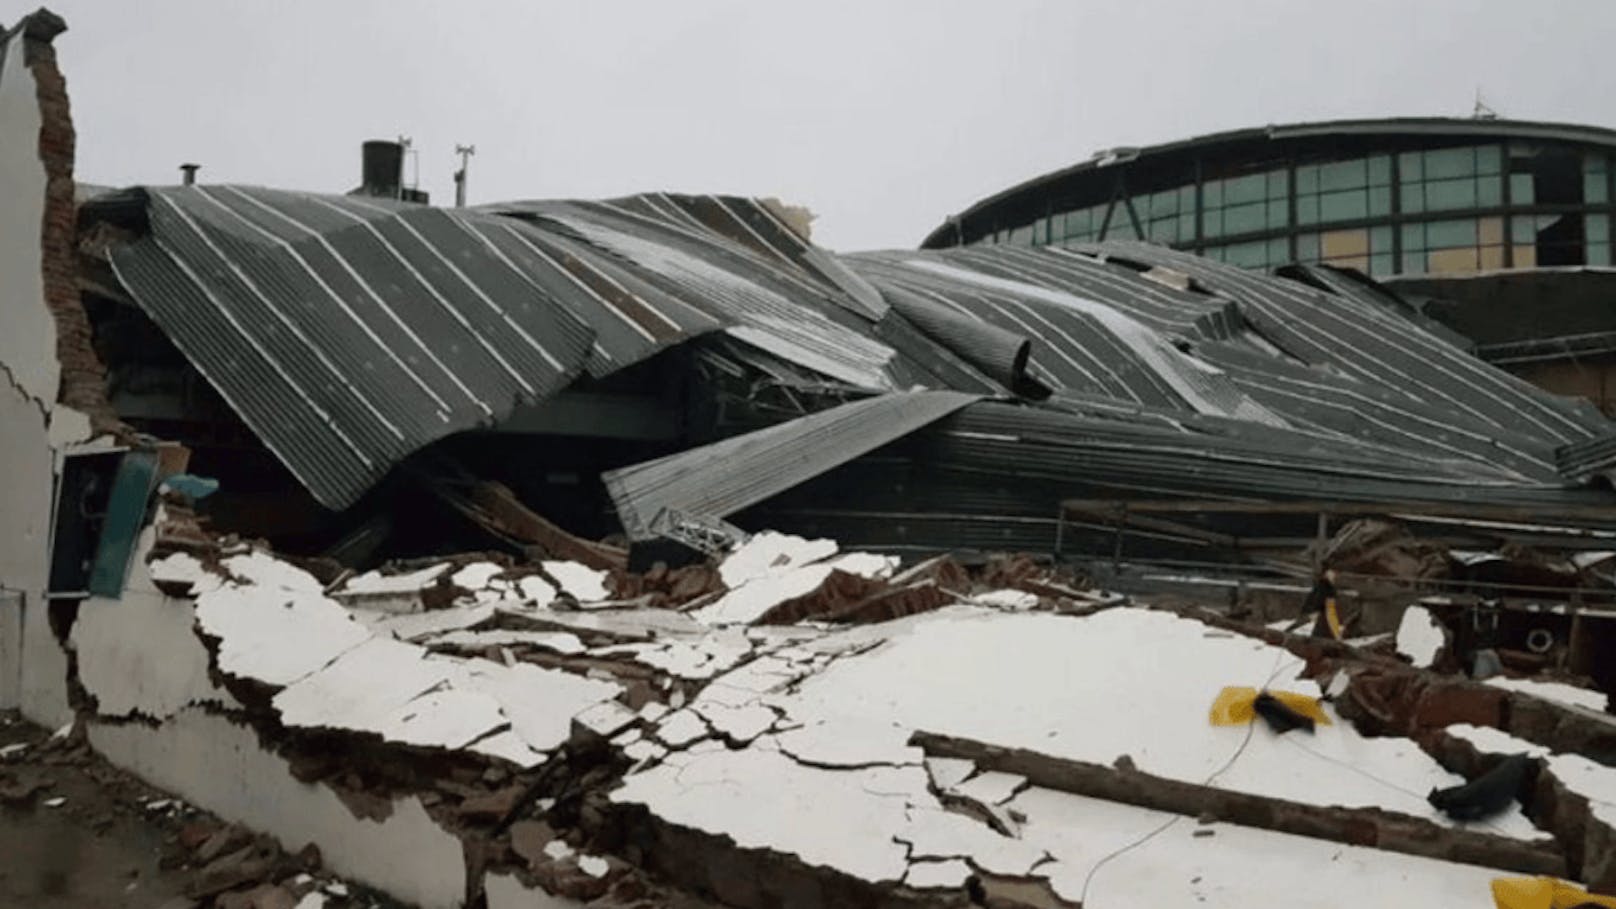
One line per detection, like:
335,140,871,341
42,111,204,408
1323,597,1343,640
1491,876,1616,908
1208,686,1331,726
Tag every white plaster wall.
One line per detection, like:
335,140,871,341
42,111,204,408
0,27,72,726
71,588,230,719
0,29,59,405
69,527,236,719
90,708,468,909
0,379,68,724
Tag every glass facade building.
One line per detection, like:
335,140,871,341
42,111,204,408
921,120,1616,278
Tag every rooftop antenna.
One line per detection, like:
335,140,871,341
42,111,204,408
1473,87,1499,120
453,144,476,208
396,134,416,199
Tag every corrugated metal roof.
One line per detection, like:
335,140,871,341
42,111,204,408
108,186,606,508
96,182,1616,545
602,390,980,540
100,188,954,508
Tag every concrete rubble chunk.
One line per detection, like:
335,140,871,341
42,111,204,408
1396,605,1447,668
541,560,612,602
718,532,839,588
195,585,372,688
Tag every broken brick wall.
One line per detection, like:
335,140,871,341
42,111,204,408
23,10,112,425
0,10,98,725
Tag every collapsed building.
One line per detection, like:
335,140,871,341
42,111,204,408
4,9,1616,909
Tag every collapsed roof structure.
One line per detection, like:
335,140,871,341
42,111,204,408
7,9,1616,909
78,183,1616,565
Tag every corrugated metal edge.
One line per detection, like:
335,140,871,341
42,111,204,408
603,390,982,540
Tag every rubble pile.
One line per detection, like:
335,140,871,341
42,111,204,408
43,502,1609,908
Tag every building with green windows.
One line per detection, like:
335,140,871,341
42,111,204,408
921,118,1616,278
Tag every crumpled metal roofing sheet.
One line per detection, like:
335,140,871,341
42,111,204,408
101,181,1616,534
108,186,607,508
602,390,981,540
1077,241,1605,445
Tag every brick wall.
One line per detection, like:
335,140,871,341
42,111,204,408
21,10,115,430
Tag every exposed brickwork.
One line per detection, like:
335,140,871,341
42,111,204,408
18,9,116,432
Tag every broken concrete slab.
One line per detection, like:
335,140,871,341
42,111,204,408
195,585,372,688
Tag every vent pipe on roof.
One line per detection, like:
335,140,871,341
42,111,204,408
360,140,405,198
179,163,200,186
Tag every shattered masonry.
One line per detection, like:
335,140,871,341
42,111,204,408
2,6,1616,909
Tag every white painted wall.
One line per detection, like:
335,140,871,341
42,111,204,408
90,708,468,909
0,29,59,405
0,379,67,724
0,26,73,726
70,535,236,719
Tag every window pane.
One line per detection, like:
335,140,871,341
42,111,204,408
1589,213,1610,243
1321,228,1369,260
1510,215,1539,244
1477,175,1502,207
1427,219,1478,248
1204,245,1226,262
1403,184,1426,214
1296,195,1319,225
1399,152,1423,183
1150,218,1179,243
1319,158,1368,192
1475,145,1502,175
1402,222,1426,251
1267,200,1289,229
1202,208,1224,238
1370,225,1393,252
1590,245,1612,267
1425,147,1476,180
1369,186,1392,216
1223,201,1265,235
1296,165,1319,194
1180,185,1198,209
1587,154,1609,175
1476,216,1504,248
1319,189,1368,222
1297,232,1320,261
1586,174,1610,204
1402,250,1426,273
1368,155,1392,186
1106,215,1139,240
1268,237,1290,264
1428,246,1479,273
1203,181,1224,208
1226,174,1266,205
1151,190,1179,217
1223,240,1269,267
1267,170,1289,199
1509,173,1534,204
1424,177,1477,210
1370,253,1394,276
1011,224,1033,245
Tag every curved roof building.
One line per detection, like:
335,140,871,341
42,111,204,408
921,118,1616,279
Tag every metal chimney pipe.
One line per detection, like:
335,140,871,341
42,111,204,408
179,163,200,186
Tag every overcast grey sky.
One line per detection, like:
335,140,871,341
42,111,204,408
29,0,1616,250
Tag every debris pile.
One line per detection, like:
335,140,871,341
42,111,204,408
47,506,1613,907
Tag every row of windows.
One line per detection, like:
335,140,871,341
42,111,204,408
1197,213,1613,276
978,144,1616,259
